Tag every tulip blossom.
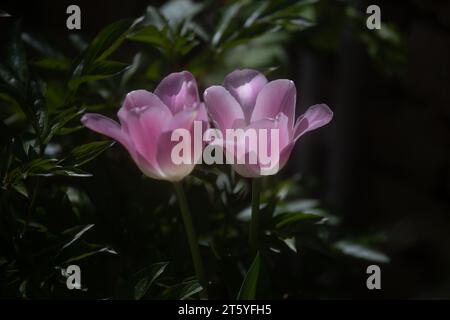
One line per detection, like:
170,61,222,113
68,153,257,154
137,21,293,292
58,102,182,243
204,69,333,177
81,71,208,181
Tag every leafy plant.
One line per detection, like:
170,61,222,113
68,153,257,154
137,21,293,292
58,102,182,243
0,0,393,299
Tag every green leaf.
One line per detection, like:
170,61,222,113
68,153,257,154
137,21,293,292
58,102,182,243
69,20,132,94
29,79,49,138
69,60,129,90
44,107,85,144
12,181,29,198
21,32,64,59
237,252,261,300
1,20,28,83
127,25,170,49
51,167,92,177
274,199,319,214
6,158,57,184
63,246,117,264
0,21,48,139
19,280,27,298
120,53,143,88
69,34,89,52
134,262,169,300
334,240,390,263
262,0,318,24
60,224,95,251
133,6,167,30
212,1,246,47
15,218,48,232
31,58,71,71
272,211,325,239
55,126,83,135
85,60,129,76
244,1,270,28
162,279,203,300
274,212,323,230
5,157,93,185
61,140,114,168
160,0,205,27
83,19,132,66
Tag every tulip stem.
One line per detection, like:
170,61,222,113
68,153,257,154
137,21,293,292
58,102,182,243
249,178,262,252
173,181,208,299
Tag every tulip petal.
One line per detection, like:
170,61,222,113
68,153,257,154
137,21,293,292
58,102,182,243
248,113,290,151
154,71,199,114
204,85,245,131
81,113,133,153
123,89,167,110
223,69,268,122
248,115,289,175
125,105,170,174
156,131,197,181
164,108,198,132
251,79,296,129
195,102,209,123
133,151,167,180
119,90,170,133
222,114,290,177
294,103,333,141
156,109,199,181
81,113,167,179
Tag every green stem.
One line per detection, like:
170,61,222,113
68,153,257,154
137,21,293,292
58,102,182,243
249,178,262,252
173,181,208,298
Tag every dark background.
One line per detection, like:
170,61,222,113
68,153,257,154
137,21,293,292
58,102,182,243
294,0,450,298
1,0,449,299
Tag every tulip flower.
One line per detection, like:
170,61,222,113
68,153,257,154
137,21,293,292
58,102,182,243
81,71,208,296
204,69,333,251
81,71,208,182
204,69,333,178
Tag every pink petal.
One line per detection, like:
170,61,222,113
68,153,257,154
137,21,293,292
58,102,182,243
164,108,198,132
156,109,199,181
251,79,296,129
125,105,170,172
204,85,245,131
81,113,132,152
156,131,197,181
81,113,164,179
154,71,199,114
294,103,333,141
247,113,291,152
133,151,167,180
195,102,209,123
118,90,170,133
222,114,290,177
223,69,267,122
123,89,167,111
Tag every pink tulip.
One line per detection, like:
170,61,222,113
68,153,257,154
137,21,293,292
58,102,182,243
81,71,207,181
204,69,333,177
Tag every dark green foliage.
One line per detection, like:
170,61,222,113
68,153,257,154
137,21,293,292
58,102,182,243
0,0,394,299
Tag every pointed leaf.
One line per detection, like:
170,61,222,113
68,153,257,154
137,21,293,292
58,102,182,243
134,262,169,300
237,252,261,300
334,240,390,263
61,140,114,168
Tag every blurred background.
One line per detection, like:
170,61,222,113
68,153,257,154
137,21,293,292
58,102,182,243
0,0,449,299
